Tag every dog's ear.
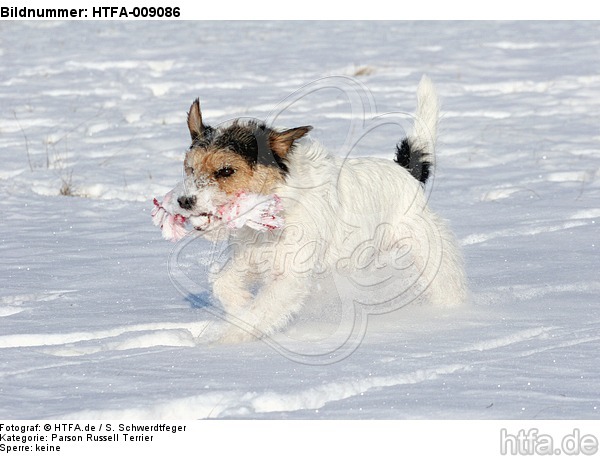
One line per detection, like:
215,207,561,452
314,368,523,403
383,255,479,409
269,126,312,157
187,98,206,142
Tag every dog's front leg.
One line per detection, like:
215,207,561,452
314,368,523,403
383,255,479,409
252,274,309,334
211,264,253,317
219,273,309,343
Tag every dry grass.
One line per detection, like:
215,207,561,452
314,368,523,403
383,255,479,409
353,65,375,77
59,170,75,196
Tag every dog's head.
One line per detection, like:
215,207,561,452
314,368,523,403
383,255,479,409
177,99,311,230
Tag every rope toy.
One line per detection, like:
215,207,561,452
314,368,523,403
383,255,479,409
152,187,284,242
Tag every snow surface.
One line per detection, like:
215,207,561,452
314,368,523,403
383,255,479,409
0,21,599,419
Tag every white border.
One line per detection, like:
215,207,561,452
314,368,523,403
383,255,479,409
2,420,599,456
1,0,596,20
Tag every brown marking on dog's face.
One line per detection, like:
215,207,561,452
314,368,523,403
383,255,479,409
184,148,285,195
183,99,312,196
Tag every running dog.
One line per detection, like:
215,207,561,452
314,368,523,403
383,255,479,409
169,76,467,342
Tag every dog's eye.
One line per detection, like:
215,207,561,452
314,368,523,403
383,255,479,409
214,167,235,179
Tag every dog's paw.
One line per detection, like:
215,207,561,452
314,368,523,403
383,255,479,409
217,326,258,344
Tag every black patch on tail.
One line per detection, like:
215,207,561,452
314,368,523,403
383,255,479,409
394,138,431,184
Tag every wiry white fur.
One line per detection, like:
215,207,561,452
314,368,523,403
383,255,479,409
207,77,467,342
215,146,468,341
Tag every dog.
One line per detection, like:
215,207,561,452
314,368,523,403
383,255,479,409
172,76,467,342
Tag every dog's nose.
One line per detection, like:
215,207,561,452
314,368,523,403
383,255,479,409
177,195,196,210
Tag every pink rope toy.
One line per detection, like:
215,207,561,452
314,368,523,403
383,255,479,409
152,189,284,242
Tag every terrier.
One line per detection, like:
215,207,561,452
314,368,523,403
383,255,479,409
163,76,467,342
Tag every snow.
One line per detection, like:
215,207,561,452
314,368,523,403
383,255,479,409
0,21,599,419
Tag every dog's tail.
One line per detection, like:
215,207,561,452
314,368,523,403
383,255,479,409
394,75,439,185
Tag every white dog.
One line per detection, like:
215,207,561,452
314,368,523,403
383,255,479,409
162,76,467,342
